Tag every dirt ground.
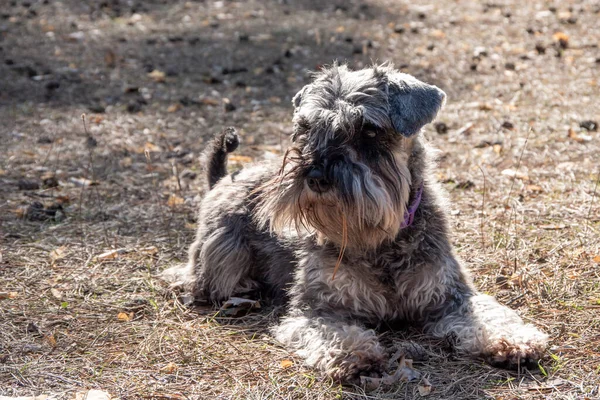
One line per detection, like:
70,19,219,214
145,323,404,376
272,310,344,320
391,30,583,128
1,0,599,399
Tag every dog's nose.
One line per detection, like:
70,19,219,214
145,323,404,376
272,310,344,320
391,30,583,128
306,166,331,193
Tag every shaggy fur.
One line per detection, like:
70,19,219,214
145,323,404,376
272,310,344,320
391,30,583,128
164,64,548,384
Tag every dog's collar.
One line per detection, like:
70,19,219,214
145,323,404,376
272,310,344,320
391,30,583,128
401,183,424,229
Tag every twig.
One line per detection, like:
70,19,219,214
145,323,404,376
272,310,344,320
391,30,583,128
172,161,183,193
504,128,532,273
478,165,486,251
585,169,600,239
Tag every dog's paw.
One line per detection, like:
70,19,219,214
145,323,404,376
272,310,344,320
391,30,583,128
484,331,548,369
328,352,386,385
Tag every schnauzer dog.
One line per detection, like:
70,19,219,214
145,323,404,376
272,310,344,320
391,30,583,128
165,64,548,383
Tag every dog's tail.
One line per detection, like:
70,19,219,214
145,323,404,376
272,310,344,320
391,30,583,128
205,127,239,189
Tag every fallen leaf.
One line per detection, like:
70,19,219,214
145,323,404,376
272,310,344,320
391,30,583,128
418,377,433,396
148,69,166,83
73,390,112,400
219,297,260,317
526,184,544,193
140,246,159,255
540,224,566,230
69,177,97,187
167,194,185,207
160,362,178,374
592,255,600,263
144,142,161,153
50,246,67,264
228,155,253,163
552,32,569,48
50,288,63,300
45,334,57,348
280,359,293,369
167,103,181,113
95,249,126,261
568,128,592,143
117,312,134,322
501,169,530,181
0,292,19,300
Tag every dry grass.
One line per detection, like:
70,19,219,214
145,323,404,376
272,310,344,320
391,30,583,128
1,0,599,399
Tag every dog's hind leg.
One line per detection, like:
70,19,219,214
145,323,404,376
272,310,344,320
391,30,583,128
189,216,260,303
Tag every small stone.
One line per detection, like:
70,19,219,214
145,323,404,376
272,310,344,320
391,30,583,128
223,99,236,112
42,175,59,188
502,121,514,130
18,179,40,190
88,104,105,113
580,120,598,132
535,43,546,54
45,81,60,90
37,136,53,144
127,102,142,113
435,122,448,134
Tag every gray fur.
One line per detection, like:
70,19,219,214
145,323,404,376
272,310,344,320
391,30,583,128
164,64,548,384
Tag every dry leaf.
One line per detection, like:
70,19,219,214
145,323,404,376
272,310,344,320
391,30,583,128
592,255,600,263
527,184,544,193
280,359,293,369
117,312,133,322
95,249,126,261
228,155,253,163
69,177,97,187
50,246,67,264
418,377,433,396
568,128,592,143
552,32,569,48
119,157,133,168
140,246,159,255
73,390,112,400
0,291,19,300
167,103,181,113
144,142,161,153
45,334,57,348
167,194,185,207
540,224,566,230
160,362,178,374
148,69,166,82
501,169,530,181
50,288,63,300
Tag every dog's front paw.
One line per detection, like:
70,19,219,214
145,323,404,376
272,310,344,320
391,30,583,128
484,329,548,369
328,352,386,385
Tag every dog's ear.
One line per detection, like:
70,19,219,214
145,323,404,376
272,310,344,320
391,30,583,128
292,84,311,109
387,73,446,137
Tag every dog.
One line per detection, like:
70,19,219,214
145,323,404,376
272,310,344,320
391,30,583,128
165,64,548,384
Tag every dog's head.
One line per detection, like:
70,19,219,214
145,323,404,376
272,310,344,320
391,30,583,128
255,64,445,250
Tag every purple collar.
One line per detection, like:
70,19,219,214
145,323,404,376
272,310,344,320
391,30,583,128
400,183,423,229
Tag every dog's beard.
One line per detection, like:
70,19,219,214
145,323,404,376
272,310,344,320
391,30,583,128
254,152,411,250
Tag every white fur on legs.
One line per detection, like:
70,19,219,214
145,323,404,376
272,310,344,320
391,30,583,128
425,294,548,366
273,313,387,383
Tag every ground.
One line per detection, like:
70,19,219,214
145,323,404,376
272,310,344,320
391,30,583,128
1,0,599,399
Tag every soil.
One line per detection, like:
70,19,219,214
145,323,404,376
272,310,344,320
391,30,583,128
1,1,599,399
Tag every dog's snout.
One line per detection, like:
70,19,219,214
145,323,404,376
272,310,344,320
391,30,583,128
306,166,331,194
